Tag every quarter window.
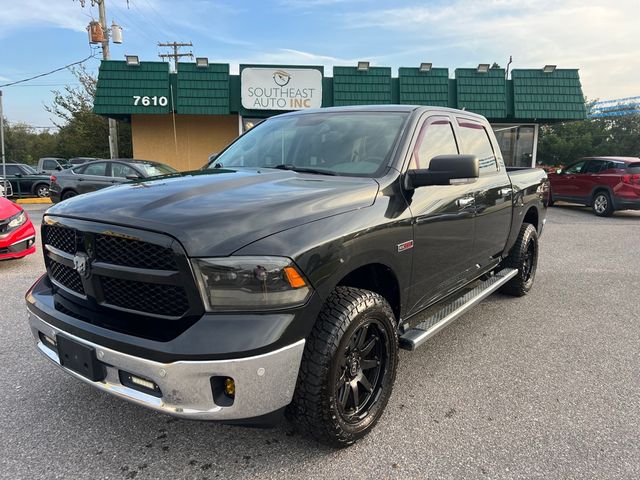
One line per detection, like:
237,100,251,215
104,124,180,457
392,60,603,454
411,118,458,170
457,119,498,174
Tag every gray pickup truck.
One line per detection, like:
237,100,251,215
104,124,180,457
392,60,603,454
27,105,549,447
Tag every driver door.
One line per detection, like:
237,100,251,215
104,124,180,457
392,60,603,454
552,160,587,198
406,115,477,315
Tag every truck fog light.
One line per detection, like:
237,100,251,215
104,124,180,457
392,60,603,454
119,371,162,397
131,375,156,390
39,332,57,348
224,377,235,397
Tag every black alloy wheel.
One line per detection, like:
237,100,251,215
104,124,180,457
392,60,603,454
334,319,390,423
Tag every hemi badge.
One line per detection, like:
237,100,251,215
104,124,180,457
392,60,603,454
397,240,414,252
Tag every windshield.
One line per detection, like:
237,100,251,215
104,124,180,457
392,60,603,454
22,164,38,174
136,163,178,176
210,112,408,177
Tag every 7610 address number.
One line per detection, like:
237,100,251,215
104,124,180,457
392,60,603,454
133,95,168,107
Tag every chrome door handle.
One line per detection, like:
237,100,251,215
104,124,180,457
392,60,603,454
456,197,475,207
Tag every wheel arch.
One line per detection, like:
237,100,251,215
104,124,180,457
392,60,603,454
522,205,540,232
590,185,613,205
335,263,401,321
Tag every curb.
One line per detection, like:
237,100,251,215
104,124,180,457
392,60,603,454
15,198,52,205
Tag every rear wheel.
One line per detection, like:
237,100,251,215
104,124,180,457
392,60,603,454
592,191,614,217
34,183,49,198
500,223,538,297
61,190,78,201
288,287,398,447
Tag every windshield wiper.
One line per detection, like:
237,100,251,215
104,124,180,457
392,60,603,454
269,164,337,176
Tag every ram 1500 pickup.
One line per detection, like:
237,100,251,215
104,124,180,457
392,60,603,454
26,105,548,447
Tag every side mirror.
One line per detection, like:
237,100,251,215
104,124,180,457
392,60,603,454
556,168,562,174
125,174,140,180
55,165,62,171
405,154,479,189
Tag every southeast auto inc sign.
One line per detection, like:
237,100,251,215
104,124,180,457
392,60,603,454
241,67,322,111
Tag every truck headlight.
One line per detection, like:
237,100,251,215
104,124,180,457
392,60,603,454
192,256,312,311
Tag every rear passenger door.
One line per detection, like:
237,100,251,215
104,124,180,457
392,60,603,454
406,115,477,314
75,162,111,194
455,118,512,268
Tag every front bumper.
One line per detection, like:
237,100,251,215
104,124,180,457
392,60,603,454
0,220,36,259
28,311,305,420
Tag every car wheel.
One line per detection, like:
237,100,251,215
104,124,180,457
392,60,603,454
592,191,614,217
288,287,398,447
500,223,539,297
35,183,49,198
61,190,78,201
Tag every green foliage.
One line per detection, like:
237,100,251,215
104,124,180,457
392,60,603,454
538,114,640,166
3,66,132,166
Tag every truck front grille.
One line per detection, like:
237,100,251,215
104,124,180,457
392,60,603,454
41,219,201,334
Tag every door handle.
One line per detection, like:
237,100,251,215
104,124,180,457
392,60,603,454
456,197,475,208
77,178,84,181
498,188,512,196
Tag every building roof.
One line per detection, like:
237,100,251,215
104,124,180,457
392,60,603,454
94,60,587,123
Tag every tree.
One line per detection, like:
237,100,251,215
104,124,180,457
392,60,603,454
537,113,640,166
46,65,131,159
3,121,59,163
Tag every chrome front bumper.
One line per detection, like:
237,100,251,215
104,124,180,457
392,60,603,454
28,311,305,420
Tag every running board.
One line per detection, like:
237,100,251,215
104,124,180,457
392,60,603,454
399,268,518,351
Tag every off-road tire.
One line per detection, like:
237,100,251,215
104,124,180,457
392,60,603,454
287,287,398,448
592,191,614,217
500,223,538,297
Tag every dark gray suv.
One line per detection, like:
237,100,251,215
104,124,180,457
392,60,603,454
49,159,178,203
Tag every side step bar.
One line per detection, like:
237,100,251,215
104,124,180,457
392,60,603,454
399,268,518,351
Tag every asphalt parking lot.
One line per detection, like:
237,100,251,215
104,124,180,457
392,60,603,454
1,204,639,480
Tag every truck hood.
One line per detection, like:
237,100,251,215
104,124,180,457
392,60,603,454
47,168,379,256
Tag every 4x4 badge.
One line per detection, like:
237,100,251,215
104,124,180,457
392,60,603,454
73,252,91,279
397,240,414,252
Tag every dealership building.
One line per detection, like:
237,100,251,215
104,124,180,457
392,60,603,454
94,59,586,171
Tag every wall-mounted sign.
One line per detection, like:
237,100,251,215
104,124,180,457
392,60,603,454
132,95,168,107
241,67,322,111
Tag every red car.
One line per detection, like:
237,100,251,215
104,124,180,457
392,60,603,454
548,156,640,216
0,197,36,260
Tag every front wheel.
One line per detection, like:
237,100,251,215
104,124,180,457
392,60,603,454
288,287,398,447
592,191,614,217
500,223,539,297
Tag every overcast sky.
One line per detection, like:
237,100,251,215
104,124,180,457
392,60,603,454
0,0,638,128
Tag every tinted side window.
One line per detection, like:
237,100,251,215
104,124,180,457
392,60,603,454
411,118,458,169
3,165,21,175
456,119,497,174
584,160,605,173
111,163,137,178
43,160,57,170
82,162,107,176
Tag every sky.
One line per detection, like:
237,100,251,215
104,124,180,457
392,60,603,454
0,0,638,128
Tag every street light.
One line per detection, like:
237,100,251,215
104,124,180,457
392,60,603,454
419,62,432,72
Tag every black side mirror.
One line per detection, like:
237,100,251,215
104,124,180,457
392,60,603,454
404,154,479,189
55,165,62,171
14,173,22,177
125,174,140,180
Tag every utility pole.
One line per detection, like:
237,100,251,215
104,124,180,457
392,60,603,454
158,42,193,72
78,0,119,158
0,90,6,198
97,0,119,159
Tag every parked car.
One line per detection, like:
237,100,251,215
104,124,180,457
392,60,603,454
1,163,51,198
548,156,640,216
0,197,36,260
49,159,178,202
38,157,68,175
26,106,548,447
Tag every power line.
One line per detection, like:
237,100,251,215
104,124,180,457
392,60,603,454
0,54,97,88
